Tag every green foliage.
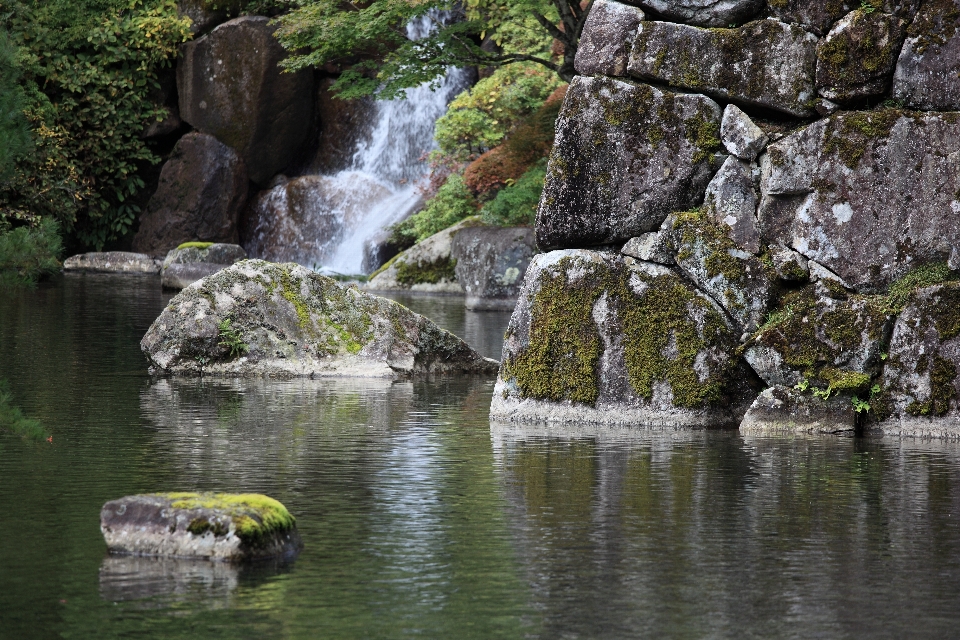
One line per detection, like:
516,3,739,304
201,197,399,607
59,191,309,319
434,63,563,161
884,261,956,312
0,217,62,288
0,29,31,185
390,174,478,246
274,0,586,99
218,318,249,358
1,0,192,249
480,159,546,226
0,379,49,441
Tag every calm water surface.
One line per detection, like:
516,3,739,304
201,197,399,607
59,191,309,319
1,275,960,639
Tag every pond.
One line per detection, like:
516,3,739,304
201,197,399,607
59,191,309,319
1,274,960,639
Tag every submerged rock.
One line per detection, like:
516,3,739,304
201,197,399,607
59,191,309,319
537,76,722,250
142,260,498,377
490,249,757,427
132,133,248,256
628,19,818,117
100,493,302,561
63,252,160,274
451,227,537,311
739,385,856,435
816,9,907,103
631,0,763,27
177,16,314,185
879,282,960,438
574,0,646,77
366,218,484,293
893,0,960,111
759,110,960,292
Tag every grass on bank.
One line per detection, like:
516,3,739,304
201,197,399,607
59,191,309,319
0,379,49,441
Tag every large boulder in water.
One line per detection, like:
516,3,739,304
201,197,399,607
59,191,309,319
536,76,723,250
160,242,247,290
490,249,758,427
100,492,301,561
132,133,248,256
451,226,537,311
177,16,314,185
758,110,960,292
141,260,498,377
627,19,818,117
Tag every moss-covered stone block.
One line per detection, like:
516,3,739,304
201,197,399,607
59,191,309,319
141,259,498,377
893,0,960,110
536,76,722,250
628,19,818,117
491,249,758,427
100,492,302,561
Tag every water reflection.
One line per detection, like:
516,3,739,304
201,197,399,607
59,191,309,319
491,423,960,638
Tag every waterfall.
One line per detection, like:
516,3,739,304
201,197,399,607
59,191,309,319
300,15,470,274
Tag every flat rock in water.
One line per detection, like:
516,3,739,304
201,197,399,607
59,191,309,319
100,493,302,561
142,259,498,377
628,19,818,117
63,252,160,274
451,226,536,311
490,249,758,427
739,385,856,436
759,110,960,292
574,0,646,77
537,76,722,250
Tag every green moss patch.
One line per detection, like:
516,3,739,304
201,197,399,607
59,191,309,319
396,256,457,286
162,492,296,546
176,241,214,250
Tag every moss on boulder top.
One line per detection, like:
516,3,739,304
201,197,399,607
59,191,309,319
141,259,498,378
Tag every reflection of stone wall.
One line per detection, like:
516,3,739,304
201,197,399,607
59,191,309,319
490,426,960,636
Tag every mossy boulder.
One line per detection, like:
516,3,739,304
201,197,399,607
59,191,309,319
366,217,485,293
767,0,917,35
177,0,242,35
537,76,723,250
893,0,960,111
161,243,248,290
100,492,302,561
632,0,763,27
177,16,314,185
451,226,537,310
743,283,893,391
627,19,818,117
816,9,907,103
491,249,758,427
665,210,776,333
759,110,960,292
879,282,960,437
739,385,857,435
141,259,499,377
574,0,646,77
132,133,249,257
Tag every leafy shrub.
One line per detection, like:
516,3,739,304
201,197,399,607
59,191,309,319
433,63,563,162
0,378,48,441
389,174,478,246
480,159,546,227
0,29,30,185
0,217,62,288
1,0,191,249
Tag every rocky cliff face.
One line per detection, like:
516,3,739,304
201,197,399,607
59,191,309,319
496,1,960,438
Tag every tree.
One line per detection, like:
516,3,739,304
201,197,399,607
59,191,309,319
274,0,592,99
0,29,31,186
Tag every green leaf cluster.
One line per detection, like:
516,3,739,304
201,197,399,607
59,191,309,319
389,174,478,246
0,378,48,441
434,63,563,162
479,159,545,227
0,0,192,249
0,29,31,185
0,217,62,288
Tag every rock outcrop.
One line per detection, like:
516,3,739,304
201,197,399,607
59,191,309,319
161,243,247,290
132,133,248,256
177,16,314,185
63,252,160,274
366,218,484,293
491,250,758,426
628,19,818,117
142,260,498,377
892,0,960,111
537,76,723,250
451,227,537,311
100,493,302,561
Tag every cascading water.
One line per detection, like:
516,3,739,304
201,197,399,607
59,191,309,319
245,14,471,275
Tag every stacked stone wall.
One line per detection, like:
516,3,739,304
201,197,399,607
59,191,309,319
492,0,960,438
